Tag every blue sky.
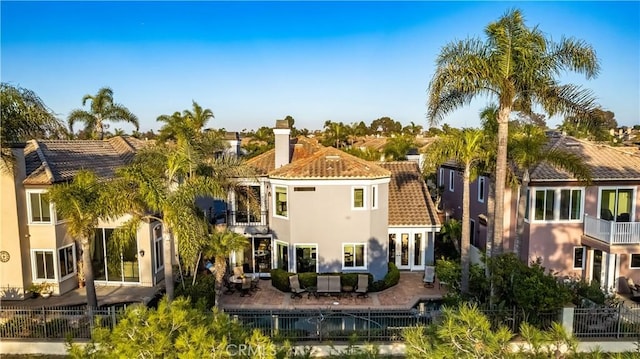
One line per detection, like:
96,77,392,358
2,1,639,133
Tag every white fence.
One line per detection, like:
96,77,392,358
584,215,640,245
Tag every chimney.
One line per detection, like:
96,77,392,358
274,119,291,168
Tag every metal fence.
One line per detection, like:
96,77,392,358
574,303,640,339
0,306,117,339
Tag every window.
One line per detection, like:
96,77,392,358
449,170,455,192
600,188,634,221
631,254,640,269
524,189,530,220
295,244,317,273
439,168,444,187
478,176,485,203
573,247,585,269
413,233,422,266
33,250,55,280
560,189,582,220
352,187,365,209
532,188,584,222
294,187,315,192
28,192,52,223
235,185,260,223
274,186,288,217
343,243,366,269
371,185,378,209
58,244,76,279
153,225,164,272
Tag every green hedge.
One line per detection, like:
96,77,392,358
270,265,398,293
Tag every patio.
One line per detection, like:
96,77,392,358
218,272,446,310
0,285,162,308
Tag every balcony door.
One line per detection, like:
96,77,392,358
600,188,634,222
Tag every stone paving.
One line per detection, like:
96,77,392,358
218,272,445,311
1,285,161,308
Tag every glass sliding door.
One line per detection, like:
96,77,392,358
295,245,317,273
600,188,633,222
275,241,289,271
92,228,139,283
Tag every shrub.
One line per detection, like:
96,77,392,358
298,272,318,288
175,274,216,309
371,262,400,292
270,268,292,292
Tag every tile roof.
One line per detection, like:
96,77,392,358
269,146,391,179
530,136,640,182
245,137,323,176
380,162,440,227
23,136,147,185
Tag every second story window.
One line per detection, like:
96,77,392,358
371,185,378,209
478,176,485,203
353,187,365,209
449,170,455,192
532,188,584,222
274,186,288,217
28,191,52,223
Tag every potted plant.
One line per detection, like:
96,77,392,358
26,283,40,298
26,282,53,298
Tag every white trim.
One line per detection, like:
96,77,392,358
530,187,585,223
293,243,319,273
26,190,54,224
268,178,390,186
57,243,77,281
573,246,585,269
273,240,290,272
342,243,367,270
630,254,640,269
449,170,455,192
273,128,291,135
31,249,57,282
477,176,485,203
351,186,366,210
153,224,164,273
273,185,289,219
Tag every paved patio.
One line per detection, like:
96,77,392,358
0,285,162,308
218,272,446,311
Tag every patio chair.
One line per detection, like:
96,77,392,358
239,277,253,297
251,275,261,291
289,275,307,299
223,275,236,295
628,278,640,299
355,274,369,298
423,266,436,288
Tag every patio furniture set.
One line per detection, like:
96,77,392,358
218,266,261,297
289,274,369,299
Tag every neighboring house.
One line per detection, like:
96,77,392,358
439,134,640,293
0,137,162,300
218,121,440,280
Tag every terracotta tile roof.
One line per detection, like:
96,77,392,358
380,162,440,227
245,137,323,176
269,146,391,180
530,136,640,181
23,136,147,185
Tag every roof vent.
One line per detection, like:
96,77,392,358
325,155,341,161
565,142,580,147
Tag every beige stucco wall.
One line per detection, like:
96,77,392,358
270,179,390,280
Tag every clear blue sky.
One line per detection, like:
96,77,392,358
2,1,639,133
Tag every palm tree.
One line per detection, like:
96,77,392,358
47,170,105,307
427,9,599,254
157,101,215,145
431,128,487,293
68,87,139,140
440,218,462,255
1,83,66,169
510,123,591,256
202,229,249,306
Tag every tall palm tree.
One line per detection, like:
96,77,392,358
202,229,249,306
427,9,599,254
47,170,106,307
510,123,591,256
68,87,139,140
431,128,487,293
1,83,66,169
157,101,215,145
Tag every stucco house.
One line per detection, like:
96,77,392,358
439,134,640,293
0,137,164,300
220,121,440,280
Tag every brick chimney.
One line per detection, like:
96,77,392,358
274,119,290,168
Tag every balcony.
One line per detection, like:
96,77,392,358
583,215,640,245
223,211,269,227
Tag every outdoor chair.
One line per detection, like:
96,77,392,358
355,274,369,298
239,277,253,297
289,275,307,299
251,275,261,291
223,276,236,295
423,266,436,288
628,278,640,299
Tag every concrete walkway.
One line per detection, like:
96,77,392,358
218,272,445,311
0,285,161,308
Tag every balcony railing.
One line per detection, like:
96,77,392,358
217,211,268,227
584,215,640,245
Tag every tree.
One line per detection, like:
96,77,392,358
203,229,249,306
430,129,487,293
510,123,591,256
68,297,281,358
68,87,139,140
403,121,424,136
322,120,349,148
47,170,106,307
440,219,462,255
0,83,66,169
427,9,599,255
157,101,215,145
370,117,402,136
382,135,415,161
559,108,617,141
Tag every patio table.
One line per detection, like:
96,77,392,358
306,286,318,299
